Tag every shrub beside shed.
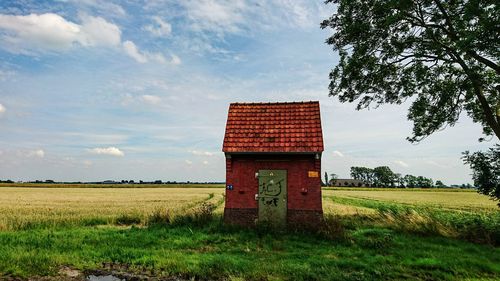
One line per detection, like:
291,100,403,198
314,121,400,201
222,101,324,228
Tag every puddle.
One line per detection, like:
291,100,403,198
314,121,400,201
86,275,124,281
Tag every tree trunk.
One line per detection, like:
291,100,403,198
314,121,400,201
472,83,500,140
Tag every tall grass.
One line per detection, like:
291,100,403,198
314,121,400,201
2,219,499,280
323,188,498,211
327,196,500,246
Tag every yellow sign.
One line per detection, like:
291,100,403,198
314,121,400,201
308,171,319,178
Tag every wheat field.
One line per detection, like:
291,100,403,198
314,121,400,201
0,187,225,230
1,185,497,231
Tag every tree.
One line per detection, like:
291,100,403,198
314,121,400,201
322,0,499,204
373,166,397,187
435,180,446,188
350,166,375,186
324,172,329,187
321,0,500,142
404,174,418,188
394,173,405,188
328,173,338,186
463,145,500,205
416,176,434,188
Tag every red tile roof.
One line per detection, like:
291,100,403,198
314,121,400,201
222,101,324,153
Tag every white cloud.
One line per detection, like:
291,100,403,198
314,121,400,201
394,160,409,168
0,13,121,53
149,52,166,64
272,0,315,28
122,40,147,63
179,0,320,37
88,146,124,156
170,54,182,65
27,149,45,158
0,13,80,52
122,40,179,65
183,0,246,34
141,94,162,105
0,103,5,115
144,16,172,37
78,14,121,47
0,12,175,65
189,150,214,156
332,150,344,157
174,0,324,56
73,0,127,18
203,160,209,165
426,160,449,169
185,160,193,165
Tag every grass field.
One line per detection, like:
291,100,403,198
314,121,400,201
0,185,499,280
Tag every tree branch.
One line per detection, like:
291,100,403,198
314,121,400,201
455,55,500,140
420,5,500,139
467,52,500,75
432,0,500,74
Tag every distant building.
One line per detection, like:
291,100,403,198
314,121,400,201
102,180,118,184
329,179,367,187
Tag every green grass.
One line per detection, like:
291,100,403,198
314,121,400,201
323,188,498,211
324,187,478,192
0,186,499,280
326,196,500,245
1,220,499,281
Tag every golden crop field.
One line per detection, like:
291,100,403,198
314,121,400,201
1,185,497,231
0,187,225,231
322,198,377,216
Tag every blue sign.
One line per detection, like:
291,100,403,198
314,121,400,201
226,184,233,190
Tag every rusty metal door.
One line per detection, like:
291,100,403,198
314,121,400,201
258,170,287,226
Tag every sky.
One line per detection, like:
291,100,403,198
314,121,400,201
0,0,494,184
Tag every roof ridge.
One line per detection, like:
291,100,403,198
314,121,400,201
230,101,319,106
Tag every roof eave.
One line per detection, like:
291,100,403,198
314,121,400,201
223,151,323,155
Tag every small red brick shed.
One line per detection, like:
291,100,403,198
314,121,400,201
222,101,324,228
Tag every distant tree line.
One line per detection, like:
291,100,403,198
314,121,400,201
324,166,455,188
349,166,443,188
0,179,14,183
0,179,224,185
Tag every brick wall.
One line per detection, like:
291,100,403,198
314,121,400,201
224,208,258,226
287,209,323,230
224,154,323,227
224,208,323,229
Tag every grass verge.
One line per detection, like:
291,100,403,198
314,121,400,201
0,216,499,281
1,200,499,281
327,196,500,246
